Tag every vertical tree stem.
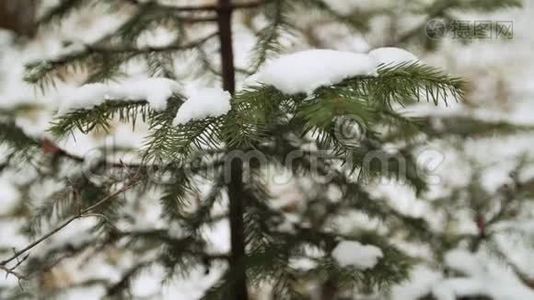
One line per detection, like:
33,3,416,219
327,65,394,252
218,0,236,94
217,0,248,299
227,158,248,300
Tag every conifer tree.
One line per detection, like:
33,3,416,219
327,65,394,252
385,116,534,299
0,0,526,299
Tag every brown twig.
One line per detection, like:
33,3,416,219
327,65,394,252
122,0,263,12
85,32,219,55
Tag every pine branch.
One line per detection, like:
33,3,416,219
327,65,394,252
25,33,218,86
436,0,521,12
0,179,139,271
39,0,222,25
86,32,218,55
182,172,226,231
106,261,154,298
422,116,534,138
0,121,40,150
38,0,87,25
50,100,150,136
344,63,465,106
394,0,521,45
159,170,195,221
249,0,292,71
147,117,224,160
294,0,373,31
28,0,222,87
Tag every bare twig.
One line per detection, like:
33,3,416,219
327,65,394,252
122,0,263,12
85,32,219,55
0,264,26,281
0,179,139,272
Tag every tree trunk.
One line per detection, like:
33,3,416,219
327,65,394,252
227,158,248,300
217,0,236,95
0,0,37,37
217,1,248,299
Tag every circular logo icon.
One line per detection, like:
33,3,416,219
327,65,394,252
425,19,447,40
334,115,366,146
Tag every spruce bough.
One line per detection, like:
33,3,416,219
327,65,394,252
0,0,500,299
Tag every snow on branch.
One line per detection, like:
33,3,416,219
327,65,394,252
248,48,463,106
252,49,378,95
332,240,384,270
173,87,231,125
58,78,180,113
